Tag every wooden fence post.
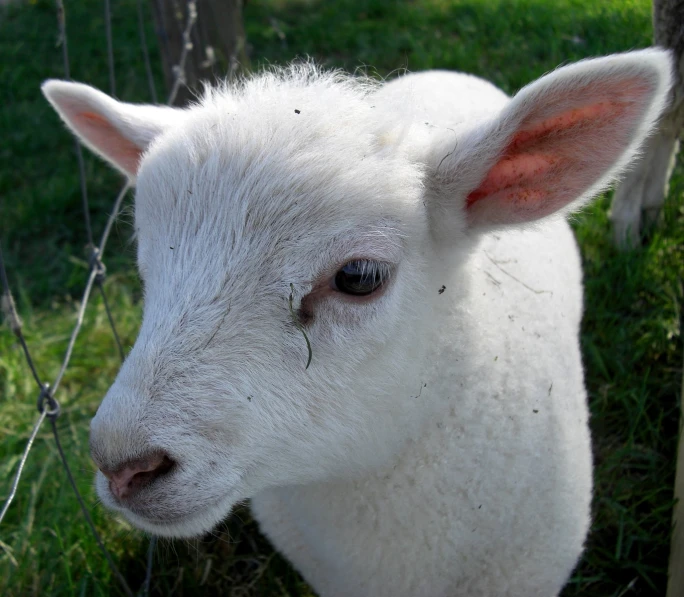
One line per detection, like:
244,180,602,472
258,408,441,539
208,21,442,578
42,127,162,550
667,348,684,597
149,0,249,106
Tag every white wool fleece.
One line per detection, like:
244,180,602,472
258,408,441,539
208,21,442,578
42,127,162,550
41,49,672,596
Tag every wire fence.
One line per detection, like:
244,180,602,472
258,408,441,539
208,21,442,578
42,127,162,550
0,1,200,594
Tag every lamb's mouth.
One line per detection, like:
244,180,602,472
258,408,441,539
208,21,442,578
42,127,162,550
112,489,242,539
94,465,246,537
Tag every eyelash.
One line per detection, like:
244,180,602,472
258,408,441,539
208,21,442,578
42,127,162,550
332,260,392,297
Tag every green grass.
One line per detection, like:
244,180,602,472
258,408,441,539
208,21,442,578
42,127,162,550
1,0,682,595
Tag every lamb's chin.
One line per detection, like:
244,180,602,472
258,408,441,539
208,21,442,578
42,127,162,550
119,493,241,538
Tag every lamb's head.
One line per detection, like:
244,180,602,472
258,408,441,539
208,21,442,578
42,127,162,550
42,52,671,538
42,68,441,536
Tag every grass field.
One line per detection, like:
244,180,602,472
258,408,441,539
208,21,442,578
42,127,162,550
0,0,682,595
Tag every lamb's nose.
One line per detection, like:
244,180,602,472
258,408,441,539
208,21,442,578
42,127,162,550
99,452,175,500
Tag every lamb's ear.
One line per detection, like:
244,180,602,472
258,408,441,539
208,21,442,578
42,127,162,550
41,80,181,179
430,48,673,234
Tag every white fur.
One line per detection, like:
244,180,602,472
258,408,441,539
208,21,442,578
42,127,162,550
42,50,672,596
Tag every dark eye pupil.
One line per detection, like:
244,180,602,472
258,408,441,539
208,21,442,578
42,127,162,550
334,261,386,296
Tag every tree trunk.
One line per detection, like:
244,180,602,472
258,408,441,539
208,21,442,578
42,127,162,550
610,0,684,249
150,0,249,106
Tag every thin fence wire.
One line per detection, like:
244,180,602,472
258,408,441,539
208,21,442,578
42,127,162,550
137,0,159,104
0,1,200,594
104,0,116,97
56,0,94,251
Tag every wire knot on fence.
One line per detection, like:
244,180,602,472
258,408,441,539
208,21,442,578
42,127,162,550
90,247,107,285
36,384,60,419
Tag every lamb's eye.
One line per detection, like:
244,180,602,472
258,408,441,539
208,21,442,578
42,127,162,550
333,260,390,297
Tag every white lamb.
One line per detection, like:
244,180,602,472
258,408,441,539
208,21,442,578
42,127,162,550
42,49,671,596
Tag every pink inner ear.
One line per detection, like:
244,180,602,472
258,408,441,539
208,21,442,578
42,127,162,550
505,101,623,152
77,111,143,175
465,152,559,206
465,96,631,214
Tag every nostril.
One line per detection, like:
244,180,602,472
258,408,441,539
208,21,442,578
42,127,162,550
100,452,175,501
125,455,174,495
